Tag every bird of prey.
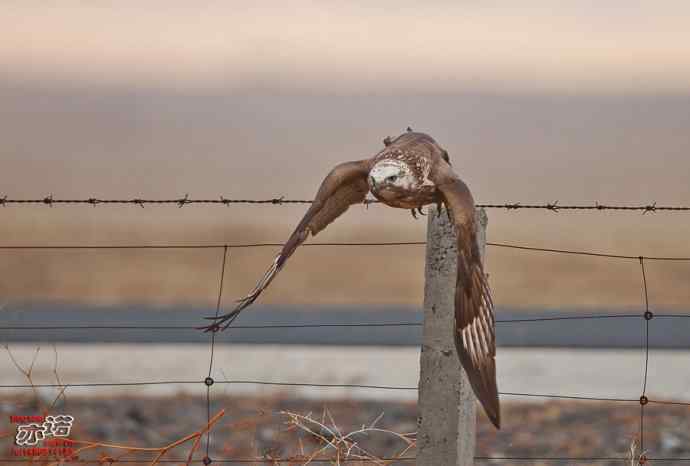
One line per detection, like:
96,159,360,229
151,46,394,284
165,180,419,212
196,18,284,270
202,129,500,428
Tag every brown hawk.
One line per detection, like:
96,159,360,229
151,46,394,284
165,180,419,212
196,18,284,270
201,129,500,428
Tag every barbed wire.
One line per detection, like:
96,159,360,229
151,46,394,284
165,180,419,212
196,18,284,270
1,195,689,212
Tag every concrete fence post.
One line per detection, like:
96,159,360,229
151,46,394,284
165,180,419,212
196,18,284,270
417,206,487,466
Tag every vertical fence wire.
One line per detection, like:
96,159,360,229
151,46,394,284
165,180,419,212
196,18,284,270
205,246,229,461
638,256,652,460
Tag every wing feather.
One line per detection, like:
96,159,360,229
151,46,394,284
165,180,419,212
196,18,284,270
433,164,501,429
201,160,371,332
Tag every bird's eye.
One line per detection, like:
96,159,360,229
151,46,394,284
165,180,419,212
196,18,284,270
387,175,398,182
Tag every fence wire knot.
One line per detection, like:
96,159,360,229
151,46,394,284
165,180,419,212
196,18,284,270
132,198,145,208
271,196,285,205
43,194,54,207
546,200,559,212
506,202,521,210
0,195,6,207
87,197,100,206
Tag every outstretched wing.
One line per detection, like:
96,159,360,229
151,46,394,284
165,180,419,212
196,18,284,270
433,163,500,429
201,159,372,332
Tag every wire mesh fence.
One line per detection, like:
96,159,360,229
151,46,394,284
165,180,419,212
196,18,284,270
1,223,689,464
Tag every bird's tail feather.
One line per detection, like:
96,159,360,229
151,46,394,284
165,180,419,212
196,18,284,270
199,255,282,332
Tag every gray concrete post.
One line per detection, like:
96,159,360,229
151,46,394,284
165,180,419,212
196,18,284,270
417,206,487,466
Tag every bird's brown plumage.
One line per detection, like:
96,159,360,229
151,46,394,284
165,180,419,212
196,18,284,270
433,166,500,429
201,131,500,429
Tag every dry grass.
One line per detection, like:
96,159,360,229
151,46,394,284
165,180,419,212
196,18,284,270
628,438,649,466
2,343,225,466
2,344,417,465
278,409,415,465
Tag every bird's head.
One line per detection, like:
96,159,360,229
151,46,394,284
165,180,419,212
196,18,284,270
368,160,415,197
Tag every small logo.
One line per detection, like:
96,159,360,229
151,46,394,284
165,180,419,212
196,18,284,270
10,415,75,458
15,415,74,446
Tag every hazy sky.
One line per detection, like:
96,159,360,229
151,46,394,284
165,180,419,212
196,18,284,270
2,2,690,308
2,1,690,94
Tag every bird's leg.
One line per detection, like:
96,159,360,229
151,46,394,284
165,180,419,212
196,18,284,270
410,209,418,220
434,200,452,222
417,207,426,216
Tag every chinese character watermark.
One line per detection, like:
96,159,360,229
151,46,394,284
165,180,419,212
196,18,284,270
15,415,74,446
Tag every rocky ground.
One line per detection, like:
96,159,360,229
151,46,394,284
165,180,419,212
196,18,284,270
1,394,689,465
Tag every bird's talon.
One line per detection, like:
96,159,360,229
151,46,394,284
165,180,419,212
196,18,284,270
410,209,418,219
417,207,426,216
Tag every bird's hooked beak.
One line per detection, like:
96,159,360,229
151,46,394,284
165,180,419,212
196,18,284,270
368,175,377,188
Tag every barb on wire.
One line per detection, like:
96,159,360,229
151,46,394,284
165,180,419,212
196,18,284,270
177,193,190,208
546,200,559,212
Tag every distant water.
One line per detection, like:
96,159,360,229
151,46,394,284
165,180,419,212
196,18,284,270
1,303,689,348
1,344,689,403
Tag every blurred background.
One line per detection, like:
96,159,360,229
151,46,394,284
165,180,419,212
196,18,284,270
1,1,690,464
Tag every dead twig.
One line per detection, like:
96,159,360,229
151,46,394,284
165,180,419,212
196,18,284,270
48,409,225,466
280,409,415,465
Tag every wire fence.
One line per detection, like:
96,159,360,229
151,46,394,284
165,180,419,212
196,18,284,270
1,237,689,463
1,195,690,212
